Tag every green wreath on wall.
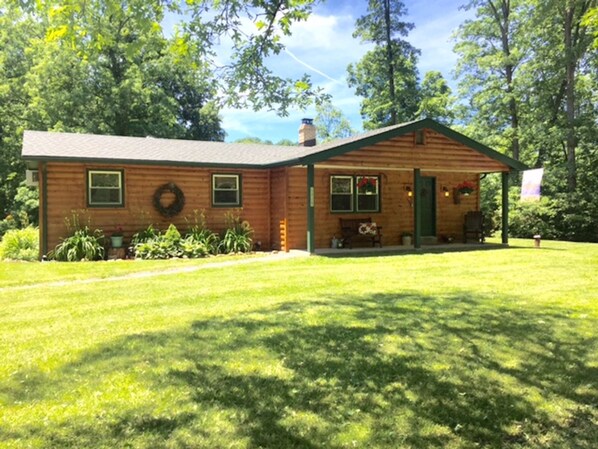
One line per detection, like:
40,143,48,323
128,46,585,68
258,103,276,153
152,182,185,218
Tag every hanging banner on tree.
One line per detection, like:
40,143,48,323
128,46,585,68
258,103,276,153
521,168,544,201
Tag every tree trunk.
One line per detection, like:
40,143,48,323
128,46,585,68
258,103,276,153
383,0,397,125
488,0,520,160
564,1,578,191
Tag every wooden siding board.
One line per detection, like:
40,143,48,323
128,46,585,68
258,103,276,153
321,131,508,173
44,162,272,252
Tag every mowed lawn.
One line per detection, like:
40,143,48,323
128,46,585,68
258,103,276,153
1,240,597,449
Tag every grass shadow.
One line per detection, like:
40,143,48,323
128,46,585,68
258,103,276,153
2,290,596,448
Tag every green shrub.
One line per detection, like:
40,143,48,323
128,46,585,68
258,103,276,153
0,214,18,239
179,236,210,258
509,197,558,239
50,227,105,261
130,224,159,246
0,227,39,261
550,192,598,242
218,212,253,254
134,224,183,260
186,228,219,254
186,211,220,254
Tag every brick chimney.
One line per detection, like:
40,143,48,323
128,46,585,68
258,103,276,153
299,118,316,147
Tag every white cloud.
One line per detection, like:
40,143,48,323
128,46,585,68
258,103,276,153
221,1,474,142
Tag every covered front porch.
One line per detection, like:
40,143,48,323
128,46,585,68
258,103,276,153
291,120,528,253
305,166,512,253
314,240,504,256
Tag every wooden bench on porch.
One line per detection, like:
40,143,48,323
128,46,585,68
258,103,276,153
340,217,383,249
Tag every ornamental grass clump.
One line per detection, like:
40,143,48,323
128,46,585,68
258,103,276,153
186,210,220,254
218,211,254,254
0,226,39,261
50,227,105,261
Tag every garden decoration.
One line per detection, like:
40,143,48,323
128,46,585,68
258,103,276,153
153,182,185,218
357,177,377,194
111,226,124,248
456,181,476,196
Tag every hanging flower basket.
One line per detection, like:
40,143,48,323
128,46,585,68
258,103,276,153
456,181,475,196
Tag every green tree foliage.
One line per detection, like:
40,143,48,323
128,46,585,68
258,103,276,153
347,0,420,129
234,137,275,145
233,137,295,145
0,0,323,219
314,101,356,142
24,0,224,140
0,3,38,219
415,71,456,125
583,7,598,47
455,0,598,241
454,0,527,160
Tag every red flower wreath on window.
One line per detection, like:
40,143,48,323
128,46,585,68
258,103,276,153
357,177,377,192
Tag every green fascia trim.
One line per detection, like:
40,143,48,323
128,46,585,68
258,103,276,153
294,118,528,172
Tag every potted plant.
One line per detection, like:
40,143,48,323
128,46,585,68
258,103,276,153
111,226,124,248
401,232,412,246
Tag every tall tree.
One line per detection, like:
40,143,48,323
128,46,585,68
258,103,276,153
559,0,594,191
0,0,325,218
0,3,39,218
347,0,420,129
314,102,356,142
454,0,527,160
523,0,596,190
415,71,456,125
24,0,224,140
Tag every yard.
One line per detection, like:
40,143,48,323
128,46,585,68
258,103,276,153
1,239,597,448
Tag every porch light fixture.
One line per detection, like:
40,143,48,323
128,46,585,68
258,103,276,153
405,185,413,207
442,186,450,197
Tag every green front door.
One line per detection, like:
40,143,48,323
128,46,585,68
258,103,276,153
420,177,436,236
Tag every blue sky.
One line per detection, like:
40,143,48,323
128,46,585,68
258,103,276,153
219,0,473,142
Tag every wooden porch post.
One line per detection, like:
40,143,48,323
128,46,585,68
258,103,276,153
414,168,422,248
41,162,48,258
307,164,315,253
501,171,510,245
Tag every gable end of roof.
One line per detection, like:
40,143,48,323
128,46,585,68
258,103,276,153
292,118,527,172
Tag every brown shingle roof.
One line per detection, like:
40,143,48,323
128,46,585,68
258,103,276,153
21,119,527,171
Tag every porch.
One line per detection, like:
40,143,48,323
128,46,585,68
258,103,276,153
314,241,505,256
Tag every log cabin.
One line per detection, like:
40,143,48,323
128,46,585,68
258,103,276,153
21,118,526,257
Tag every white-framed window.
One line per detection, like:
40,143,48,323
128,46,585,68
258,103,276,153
330,175,354,212
212,174,241,207
330,175,381,213
88,170,123,207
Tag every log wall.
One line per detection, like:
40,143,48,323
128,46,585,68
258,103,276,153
43,162,272,252
41,128,501,253
322,129,508,173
